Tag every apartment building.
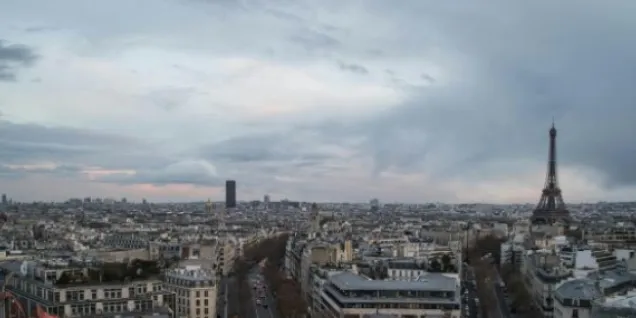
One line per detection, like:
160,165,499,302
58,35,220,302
554,268,636,318
521,250,573,318
104,233,149,250
0,259,175,318
583,223,636,244
499,234,525,270
163,265,217,318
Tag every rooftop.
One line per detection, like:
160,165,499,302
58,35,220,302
329,271,457,292
165,265,215,281
555,279,602,300
0,259,169,287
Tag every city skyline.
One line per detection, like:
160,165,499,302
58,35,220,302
1,1,636,203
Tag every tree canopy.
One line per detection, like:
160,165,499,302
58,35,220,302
233,234,307,318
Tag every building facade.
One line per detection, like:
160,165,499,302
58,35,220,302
225,180,236,209
1,260,175,318
163,265,217,318
316,271,460,318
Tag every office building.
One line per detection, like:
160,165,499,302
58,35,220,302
225,180,236,209
317,271,460,317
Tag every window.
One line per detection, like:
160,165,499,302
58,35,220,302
65,290,84,301
103,301,127,313
104,288,122,299
196,291,200,297
204,290,208,297
70,304,95,315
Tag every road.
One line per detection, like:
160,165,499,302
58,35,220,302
216,277,229,318
247,268,279,318
217,267,279,318
491,275,512,318
482,277,512,318
462,265,479,318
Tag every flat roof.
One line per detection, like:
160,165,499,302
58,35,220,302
322,285,459,305
328,271,457,292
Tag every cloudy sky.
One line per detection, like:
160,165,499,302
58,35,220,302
1,0,635,203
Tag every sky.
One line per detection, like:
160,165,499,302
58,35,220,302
1,0,635,203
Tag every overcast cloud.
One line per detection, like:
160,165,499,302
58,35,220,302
0,0,635,203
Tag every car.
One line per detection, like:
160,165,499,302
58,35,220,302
256,299,261,305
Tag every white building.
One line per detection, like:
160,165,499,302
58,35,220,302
500,234,525,269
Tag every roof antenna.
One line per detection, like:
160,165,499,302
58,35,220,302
552,116,555,128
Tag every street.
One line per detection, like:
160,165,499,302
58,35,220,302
492,274,512,318
217,267,279,318
462,265,480,318
247,268,279,318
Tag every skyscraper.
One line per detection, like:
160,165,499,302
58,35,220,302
1,194,6,205
225,180,236,209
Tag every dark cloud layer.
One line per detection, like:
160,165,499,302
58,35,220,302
182,0,636,192
200,132,336,166
0,121,136,164
0,121,222,187
337,61,368,75
285,1,636,188
0,40,38,81
97,160,223,187
0,121,182,181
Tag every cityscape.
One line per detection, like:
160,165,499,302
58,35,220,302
1,125,635,318
2,1,636,318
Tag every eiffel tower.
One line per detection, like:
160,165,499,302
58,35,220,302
530,123,571,225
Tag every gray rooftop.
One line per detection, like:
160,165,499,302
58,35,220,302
555,279,602,300
588,269,636,289
329,271,457,292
